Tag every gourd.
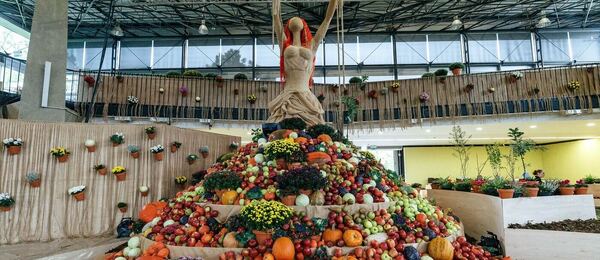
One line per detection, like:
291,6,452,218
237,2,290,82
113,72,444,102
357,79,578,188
427,237,454,260
323,228,343,243
221,191,238,205
272,237,295,260
128,248,141,258
310,190,325,205
295,194,310,206
403,246,420,260
363,194,374,204
295,137,308,144
307,152,331,165
343,193,356,204
342,230,363,247
317,134,333,143
223,232,240,248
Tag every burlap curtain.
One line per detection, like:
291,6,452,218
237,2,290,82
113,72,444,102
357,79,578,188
0,119,239,244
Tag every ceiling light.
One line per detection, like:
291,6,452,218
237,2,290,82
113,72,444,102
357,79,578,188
586,122,596,127
475,127,483,131
451,16,463,30
536,12,551,28
110,24,124,37
529,125,537,129
199,20,209,35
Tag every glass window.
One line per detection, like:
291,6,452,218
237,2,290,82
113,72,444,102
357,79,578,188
428,34,462,63
539,32,570,62
500,65,533,71
397,67,428,79
325,67,393,83
153,39,183,69
325,35,358,66
570,31,600,63
470,66,498,73
221,37,253,67
119,39,152,69
467,33,498,63
395,34,428,64
255,69,280,81
84,40,113,70
67,41,84,70
256,37,280,67
188,38,220,68
359,35,393,65
498,33,533,62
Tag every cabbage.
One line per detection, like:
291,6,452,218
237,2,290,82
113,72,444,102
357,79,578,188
127,237,140,248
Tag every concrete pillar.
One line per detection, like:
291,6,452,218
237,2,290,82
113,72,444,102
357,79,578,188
18,0,69,121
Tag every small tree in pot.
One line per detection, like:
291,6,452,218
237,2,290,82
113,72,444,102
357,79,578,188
449,62,465,76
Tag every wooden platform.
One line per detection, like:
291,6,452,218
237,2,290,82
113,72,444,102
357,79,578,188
504,228,600,259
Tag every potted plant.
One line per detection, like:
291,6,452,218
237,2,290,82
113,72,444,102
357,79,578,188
567,80,581,92
389,83,400,93
202,171,242,199
558,179,575,195
497,181,515,199
175,176,188,188
259,84,268,92
508,128,543,179
150,145,165,161
116,74,124,83
234,73,248,80
419,91,430,103
247,94,257,104
94,164,107,175
117,202,128,213
200,146,209,158
127,96,139,105
486,143,503,179
583,175,596,186
112,166,127,181
276,178,299,206
3,137,23,155
170,141,182,153
440,178,454,190
331,84,340,92
508,71,523,83
575,179,588,195
449,62,465,76
240,200,293,245
317,93,326,103
481,177,504,196
430,178,443,190
179,86,189,97
539,179,560,196
454,180,472,192
84,139,96,152
26,172,41,188
368,90,378,99
215,75,225,88
187,154,199,165
145,126,157,140
110,132,125,147
0,192,15,211
434,69,448,83
139,186,149,197
471,178,485,193
50,147,70,162
421,72,434,78
68,185,86,201
450,126,471,180
128,145,140,159
349,76,368,90
229,142,240,152
264,139,301,169
524,181,539,197
84,75,95,87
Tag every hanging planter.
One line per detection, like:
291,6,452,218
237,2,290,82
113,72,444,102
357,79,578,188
215,76,224,88
419,92,430,103
150,145,165,161
464,83,475,93
195,96,201,102
508,71,523,83
343,89,349,95
175,176,188,189
3,137,23,155
26,172,41,188
170,141,182,153
200,146,209,158
389,83,400,93
50,147,70,163
229,142,240,152
567,80,581,92
127,96,139,105
94,164,107,175
139,186,149,197
368,90,378,99
84,139,96,152
128,145,140,159
449,62,465,76
145,126,157,140
187,154,199,165
0,193,15,211
487,87,496,93
69,186,86,201
331,84,340,93
179,86,189,97
532,87,541,95
84,75,96,87
110,132,125,147
159,87,165,94
586,67,594,73
117,202,128,213
247,94,257,104
434,69,448,83
317,94,326,103
116,75,124,83
112,166,127,181
259,85,268,93
233,89,239,95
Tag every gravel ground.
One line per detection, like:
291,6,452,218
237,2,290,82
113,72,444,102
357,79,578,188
508,219,600,234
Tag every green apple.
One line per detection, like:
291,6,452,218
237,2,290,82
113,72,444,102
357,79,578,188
368,212,376,219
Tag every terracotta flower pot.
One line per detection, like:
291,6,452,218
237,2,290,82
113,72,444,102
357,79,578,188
112,142,121,147
0,206,11,212
187,159,196,165
115,172,127,181
141,191,149,197
575,187,588,195
451,68,462,76
57,155,69,163
73,192,85,201
299,189,312,196
431,183,441,190
170,145,178,153
131,152,140,159
97,168,107,176
29,179,41,188
86,146,96,153
281,195,297,206
7,146,21,155
147,132,156,140
201,152,209,159
118,207,128,213
497,189,514,199
559,187,575,195
524,187,539,197
526,181,539,187
252,230,272,246
153,152,164,161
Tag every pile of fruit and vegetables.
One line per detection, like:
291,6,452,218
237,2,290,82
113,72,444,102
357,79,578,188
121,119,504,259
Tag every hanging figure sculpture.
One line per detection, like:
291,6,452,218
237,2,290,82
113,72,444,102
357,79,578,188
267,0,339,126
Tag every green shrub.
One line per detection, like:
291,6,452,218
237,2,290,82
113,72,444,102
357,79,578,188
234,73,248,80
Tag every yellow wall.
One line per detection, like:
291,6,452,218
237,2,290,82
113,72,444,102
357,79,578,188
542,139,600,180
403,146,544,184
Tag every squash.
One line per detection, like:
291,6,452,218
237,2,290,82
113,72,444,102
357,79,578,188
323,228,343,243
307,152,331,165
310,190,325,205
221,191,238,205
223,232,240,248
295,194,310,206
342,230,363,247
317,134,333,143
295,137,308,144
272,237,295,260
263,253,275,260
139,201,168,223
427,237,453,260
403,246,420,260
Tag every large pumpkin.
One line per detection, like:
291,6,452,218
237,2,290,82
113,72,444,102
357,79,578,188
427,237,454,260
307,152,331,165
139,201,167,223
342,230,363,247
272,237,295,260
323,228,343,243
317,134,333,143
221,191,238,205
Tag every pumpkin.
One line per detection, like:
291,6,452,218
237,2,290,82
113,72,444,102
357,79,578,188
310,190,325,205
295,194,310,206
139,201,167,223
427,237,453,260
221,191,238,205
323,228,343,243
317,134,333,143
272,237,295,260
307,152,331,165
223,232,240,248
403,246,420,260
342,230,363,247
295,137,308,144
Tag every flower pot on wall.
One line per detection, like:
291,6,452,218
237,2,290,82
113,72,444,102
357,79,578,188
201,152,209,159
559,187,575,195
57,155,69,163
147,133,156,140
131,152,140,159
497,189,514,199
97,168,107,176
118,207,128,213
153,152,164,161
73,192,85,201
281,195,297,206
451,68,462,76
1,206,12,212
29,179,41,188
115,172,127,181
86,146,96,152
7,146,21,155
252,230,272,245
170,145,178,153
141,191,149,197
575,187,588,195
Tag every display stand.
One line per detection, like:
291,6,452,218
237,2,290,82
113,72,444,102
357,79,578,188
504,229,600,259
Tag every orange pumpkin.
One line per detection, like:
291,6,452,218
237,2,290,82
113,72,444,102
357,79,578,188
263,253,275,260
307,152,331,165
221,191,238,205
317,134,333,143
139,201,167,223
156,248,170,258
264,192,276,201
295,137,308,144
272,237,295,260
323,228,343,243
343,230,363,247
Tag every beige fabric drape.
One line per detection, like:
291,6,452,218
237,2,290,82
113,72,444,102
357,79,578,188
0,119,239,245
